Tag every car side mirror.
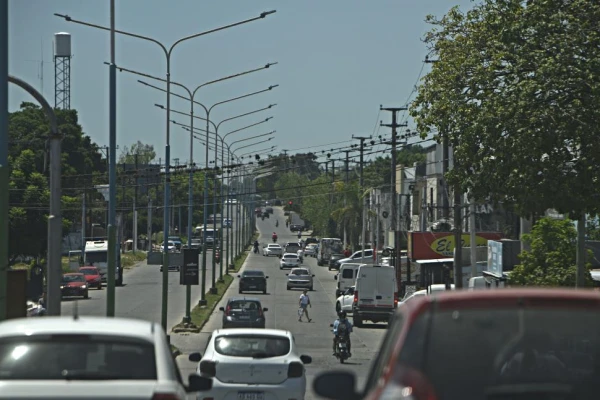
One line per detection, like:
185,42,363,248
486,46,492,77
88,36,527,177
237,275,241,278
263,308,268,312
329,323,334,327
300,354,312,364
285,273,289,276
265,276,269,279
188,352,202,362
186,373,212,392
218,307,225,312
334,275,337,280
312,274,315,277
313,371,359,400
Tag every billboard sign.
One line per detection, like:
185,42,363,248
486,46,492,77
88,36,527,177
487,240,503,275
180,248,200,285
408,232,503,260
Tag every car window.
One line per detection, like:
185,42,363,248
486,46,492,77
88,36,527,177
62,275,85,283
284,255,297,259
214,335,290,358
229,301,261,310
79,269,98,276
342,269,354,278
243,271,264,277
395,308,600,400
0,334,156,380
363,312,405,393
292,269,308,276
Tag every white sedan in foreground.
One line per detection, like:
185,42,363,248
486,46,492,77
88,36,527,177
0,316,211,399
190,328,312,400
262,244,282,257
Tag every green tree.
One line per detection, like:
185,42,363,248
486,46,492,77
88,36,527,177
410,0,600,217
8,102,106,262
509,217,593,287
119,140,156,164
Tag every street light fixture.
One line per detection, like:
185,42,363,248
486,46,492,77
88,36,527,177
54,9,277,329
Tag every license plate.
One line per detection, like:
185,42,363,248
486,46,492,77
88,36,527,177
339,343,346,348
249,286,256,289
238,392,263,400
238,315,250,320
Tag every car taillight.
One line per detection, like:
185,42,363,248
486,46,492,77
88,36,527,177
394,292,399,308
151,394,182,400
225,305,231,315
353,291,358,303
288,361,303,378
200,360,216,377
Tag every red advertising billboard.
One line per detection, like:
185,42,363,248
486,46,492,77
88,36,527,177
408,232,503,260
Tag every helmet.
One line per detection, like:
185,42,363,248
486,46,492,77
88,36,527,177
338,311,347,319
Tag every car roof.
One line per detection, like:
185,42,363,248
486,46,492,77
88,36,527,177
79,266,97,269
267,244,281,247
228,296,262,302
283,253,298,256
0,316,159,341
241,270,265,274
63,272,84,276
212,328,292,338
290,267,309,271
401,288,600,315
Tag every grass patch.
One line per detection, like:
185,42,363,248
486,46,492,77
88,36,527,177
122,251,147,268
188,274,234,329
183,239,254,331
170,344,181,357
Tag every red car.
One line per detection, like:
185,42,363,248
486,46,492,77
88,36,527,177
79,266,102,289
314,288,600,400
60,273,89,299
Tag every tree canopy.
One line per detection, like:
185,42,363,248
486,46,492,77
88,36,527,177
410,0,600,217
509,217,593,287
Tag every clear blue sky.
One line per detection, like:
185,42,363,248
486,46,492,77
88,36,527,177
9,0,474,166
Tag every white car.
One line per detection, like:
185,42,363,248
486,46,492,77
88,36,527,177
286,267,315,291
304,244,317,257
190,328,312,400
263,244,282,257
160,240,177,253
280,253,300,269
335,286,356,313
0,316,211,399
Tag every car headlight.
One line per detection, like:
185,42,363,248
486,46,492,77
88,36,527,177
81,285,87,289
60,285,65,289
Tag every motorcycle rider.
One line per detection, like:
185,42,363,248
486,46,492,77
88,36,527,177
253,240,259,253
332,311,353,356
272,232,278,242
276,220,279,227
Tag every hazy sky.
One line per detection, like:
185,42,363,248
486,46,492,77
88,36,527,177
8,0,475,167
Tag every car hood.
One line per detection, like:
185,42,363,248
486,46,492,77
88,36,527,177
62,282,86,287
335,257,353,264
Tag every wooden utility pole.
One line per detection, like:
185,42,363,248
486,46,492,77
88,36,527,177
352,135,371,252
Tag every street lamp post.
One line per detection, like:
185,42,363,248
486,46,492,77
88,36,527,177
109,64,275,323
54,9,276,329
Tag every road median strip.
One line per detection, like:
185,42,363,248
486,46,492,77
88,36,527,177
171,243,253,334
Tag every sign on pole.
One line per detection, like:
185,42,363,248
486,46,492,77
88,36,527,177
180,248,199,285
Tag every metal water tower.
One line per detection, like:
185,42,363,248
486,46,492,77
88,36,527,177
54,32,72,109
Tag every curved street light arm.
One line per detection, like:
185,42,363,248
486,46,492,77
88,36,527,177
216,104,276,131
223,117,273,141
230,131,275,147
108,63,192,98
192,63,277,98
208,86,278,114
238,145,276,158
232,136,273,153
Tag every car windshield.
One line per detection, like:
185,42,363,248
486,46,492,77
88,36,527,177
243,271,264,277
62,275,85,283
214,335,290,358
284,255,297,259
0,334,156,380
395,308,600,400
229,301,261,310
268,245,280,248
292,269,309,276
79,269,98,276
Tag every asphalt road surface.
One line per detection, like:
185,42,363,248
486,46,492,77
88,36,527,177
61,214,245,331
176,206,387,399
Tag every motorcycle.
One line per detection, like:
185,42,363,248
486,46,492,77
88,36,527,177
275,220,279,227
330,323,351,363
272,236,278,243
253,245,259,254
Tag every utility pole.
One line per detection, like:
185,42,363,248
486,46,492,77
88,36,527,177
352,135,371,253
380,106,408,240
343,150,352,248
133,153,138,253
453,184,463,289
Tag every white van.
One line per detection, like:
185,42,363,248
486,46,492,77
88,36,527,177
468,276,488,290
334,262,366,297
353,265,397,326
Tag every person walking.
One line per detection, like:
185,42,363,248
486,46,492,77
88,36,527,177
298,290,312,322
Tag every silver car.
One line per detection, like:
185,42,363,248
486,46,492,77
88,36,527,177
286,267,315,291
280,253,300,269
263,244,283,257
